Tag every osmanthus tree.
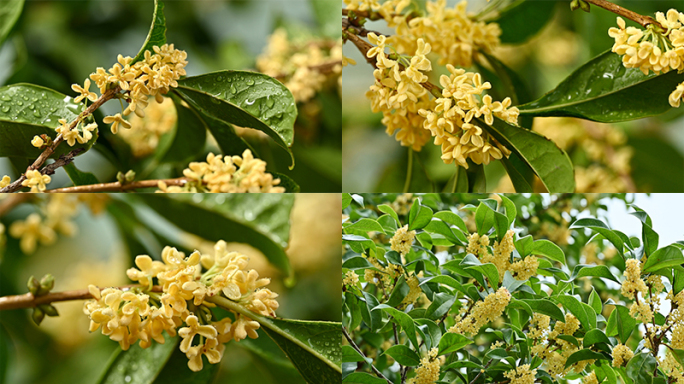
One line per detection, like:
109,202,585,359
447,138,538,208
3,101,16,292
0,0,342,193
342,193,684,384
342,0,684,193
0,194,341,384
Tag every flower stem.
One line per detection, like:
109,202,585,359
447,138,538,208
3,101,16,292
44,177,188,193
0,284,161,311
582,0,662,29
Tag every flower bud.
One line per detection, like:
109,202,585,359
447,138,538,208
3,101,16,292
116,171,125,184
579,0,590,13
125,170,136,182
570,0,580,11
36,274,55,296
27,276,41,296
39,304,59,317
32,307,45,325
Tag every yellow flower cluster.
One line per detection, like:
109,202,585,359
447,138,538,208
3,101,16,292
365,33,433,152
390,193,413,215
399,274,423,308
83,240,278,372
157,150,285,193
119,98,176,157
531,313,591,378
364,255,404,289
390,224,416,255
419,64,517,168
608,12,684,107
621,259,648,299
528,313,550,339
21,170,52,193
503,364,537,384
406,347,440,384
345,0,501,68
88,44,187,127
583,371,599,384
667,290,684,349
0,175,9,188
468,230,538,281
660,349,684,383
343,270,360,286
612,343,634,367
448,287,510,335
257,28,342,103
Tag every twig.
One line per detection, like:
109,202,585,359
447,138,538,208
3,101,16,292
582,0,662,29
469,359,494,384
45,177,188,193
0,194,32,217
0,284,162,311
0,87,121,193
342,326,393,384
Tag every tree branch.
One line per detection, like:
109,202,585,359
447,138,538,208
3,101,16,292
0,284,162,311
45,178,188,193
582,0,662,29
342,326,393,384
0,87,121,193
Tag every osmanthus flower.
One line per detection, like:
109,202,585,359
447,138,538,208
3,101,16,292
103,113,131,134
607,10,684,107
71,79,98,103
504,365,537,384
0,175,10,188
612,343,634,367
448,287,511,335
20,170,51,193
83,240,280,372
583,371,599,384
31,136,44,148
157,150,285,193
406,347,441,384
343,271,360,287
390,224,416,255
9,213,56,254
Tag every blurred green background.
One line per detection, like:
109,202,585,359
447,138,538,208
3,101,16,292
0,193,341,384
0,0,341,192
342,0,684,193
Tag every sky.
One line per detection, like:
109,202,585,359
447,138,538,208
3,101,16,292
601,194,684,246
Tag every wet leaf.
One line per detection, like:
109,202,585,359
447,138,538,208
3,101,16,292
517,50,684,122
0,84,95,159
64,163,99,186
97,334,178,384
174,71,297,167
481,116,575,192
484,0,556,44
157,99,206,164
132,0,167,64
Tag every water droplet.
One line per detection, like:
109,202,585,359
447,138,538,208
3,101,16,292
33,110,41,117
585,89,592,95
230,85,237,94
602,73,614,79
245,99,255,106
246,79,255,86
22,96,28,101
266,97,275,108
29,104,35,109
0,95,10,101
217,76,224,82
16,101,23,106
210,97,220,104
1,105,9,113
124,375,132,383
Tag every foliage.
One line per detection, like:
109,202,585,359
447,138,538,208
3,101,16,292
342,193,684,384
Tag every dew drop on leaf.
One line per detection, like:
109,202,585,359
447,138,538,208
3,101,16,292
1,105,9,113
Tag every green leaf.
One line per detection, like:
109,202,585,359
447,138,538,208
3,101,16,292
137,194,293,276
374,304,419,349
309,0,338,38
642,245,684,274
481,116,575,192
461,254,500,289
382,345,421,367
157,100,206,164
63,163,99,186
342,193,352,210
197,109,255,158
343,372,387,384
570,218,624,257
0,0,23,47
0,324,11,384
516,235,534,258
564,349,608,368
475,199,497,236
630,207,659,257
569,265,621,284
589,288,602,316
438,333,473,355
625,353,656,384
342,345,367,364
175,71,297,167
271,172,300,193
0,84,96,159
556,295,596,331
501,154,534,193
517,50,684,122
151,343,220,384
257,317,342,384
345,218,385,234
378,204,400,226
386,275,410,308
583,329,611,348
606,304,637,344
424,219,461,245
425,292,456,321
484,0,556,44
361,291,382,332
97,334,178,384
500,194,517,228
408,199,433,230
132,0,167,64
433,211,468,235
531,239,566,264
